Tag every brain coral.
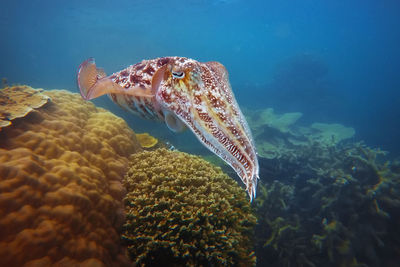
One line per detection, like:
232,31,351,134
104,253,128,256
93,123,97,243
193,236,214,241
0,86,142,266
122,148,257,267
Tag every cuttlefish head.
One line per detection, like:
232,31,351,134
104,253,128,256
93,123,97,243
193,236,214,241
152,57,259,200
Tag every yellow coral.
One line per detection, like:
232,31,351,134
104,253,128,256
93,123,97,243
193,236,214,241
0,85,50,129
0,86,142,266
135,132,158,148
122,148,257,266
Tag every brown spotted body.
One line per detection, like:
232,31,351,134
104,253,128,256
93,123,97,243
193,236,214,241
107,57,173,121
77,56,259,200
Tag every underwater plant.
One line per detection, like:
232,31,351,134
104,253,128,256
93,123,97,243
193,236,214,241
122,148,257,266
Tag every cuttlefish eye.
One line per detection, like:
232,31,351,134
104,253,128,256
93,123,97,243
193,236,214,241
172,71,185,79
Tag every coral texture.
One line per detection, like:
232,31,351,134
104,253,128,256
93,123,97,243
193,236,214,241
310,122,355,145
255,141,400,267
245,108,355,159
0,86,142,266
0,85,50,128
122,148,257,266
244,106,399,266
245,107,303,135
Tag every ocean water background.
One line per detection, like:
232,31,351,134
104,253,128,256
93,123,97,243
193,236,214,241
1,0,399,156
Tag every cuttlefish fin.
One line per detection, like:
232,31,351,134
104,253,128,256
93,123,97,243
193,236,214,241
205,61,229,82
77,58,153,100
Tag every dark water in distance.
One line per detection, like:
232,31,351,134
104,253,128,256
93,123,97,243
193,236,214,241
1,0,399,155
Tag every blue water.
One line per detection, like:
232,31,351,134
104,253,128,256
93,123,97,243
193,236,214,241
1,0,399,155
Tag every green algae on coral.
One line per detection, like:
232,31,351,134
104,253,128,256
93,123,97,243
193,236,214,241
122,148,257,266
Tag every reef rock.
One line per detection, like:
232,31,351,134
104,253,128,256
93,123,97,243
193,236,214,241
0,86,142,266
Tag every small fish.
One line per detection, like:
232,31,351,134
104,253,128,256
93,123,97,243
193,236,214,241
77,57,259,200
165,141,176,151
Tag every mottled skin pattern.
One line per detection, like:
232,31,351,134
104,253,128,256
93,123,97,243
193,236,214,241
81,57,259,200
107,57,171,121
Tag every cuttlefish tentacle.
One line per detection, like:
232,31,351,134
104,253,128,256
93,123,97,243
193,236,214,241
77,57,259,200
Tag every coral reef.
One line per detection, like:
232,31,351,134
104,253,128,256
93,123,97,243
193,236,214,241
245,107,303,135
135,132,159,149
122,148,257,266
254,140,400,267
0,86,142,266
244,106,400,266
308,122,355,145
245,108,355,159
0,85,50,129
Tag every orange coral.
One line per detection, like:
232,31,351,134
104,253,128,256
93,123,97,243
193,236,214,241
0,85,50,129
135,132,158,148
0,86,142,266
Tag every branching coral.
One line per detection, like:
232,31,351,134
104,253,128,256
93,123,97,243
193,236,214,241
122,148,257,266
255,141,400,267
0,86,142,266
244,108,355,159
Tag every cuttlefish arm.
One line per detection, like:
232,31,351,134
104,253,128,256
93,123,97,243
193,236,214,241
155,59,259,200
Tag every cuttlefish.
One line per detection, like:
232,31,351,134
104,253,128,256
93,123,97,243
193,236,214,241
77,57,259,200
